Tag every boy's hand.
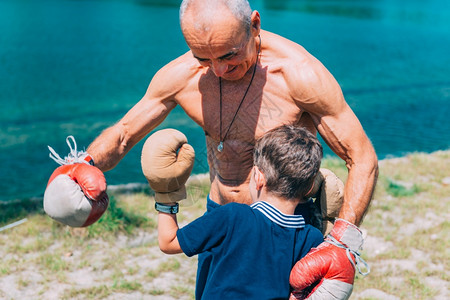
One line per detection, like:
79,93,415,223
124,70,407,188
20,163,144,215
289,219,369,299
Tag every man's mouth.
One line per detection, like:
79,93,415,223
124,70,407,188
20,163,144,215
226,65,238,74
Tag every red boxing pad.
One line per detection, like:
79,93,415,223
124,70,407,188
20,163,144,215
44,164,109,227
290,219,368,300
289,242,355,299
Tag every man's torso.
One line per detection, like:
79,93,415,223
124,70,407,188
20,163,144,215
170,31,319,205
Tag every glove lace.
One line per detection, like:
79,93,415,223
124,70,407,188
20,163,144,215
48,136,90,165
326,235,371,276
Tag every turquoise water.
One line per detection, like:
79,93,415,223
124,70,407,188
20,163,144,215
1,0,449,201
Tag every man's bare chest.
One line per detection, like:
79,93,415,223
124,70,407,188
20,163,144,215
179,79,303,143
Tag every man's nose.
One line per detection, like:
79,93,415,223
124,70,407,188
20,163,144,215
211,61,228,77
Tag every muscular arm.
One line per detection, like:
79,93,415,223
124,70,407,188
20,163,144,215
316,103,378,225
87,96,176,171
86,57,190,172
288,55,378,226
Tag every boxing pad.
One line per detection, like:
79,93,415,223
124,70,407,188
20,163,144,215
141,129,195,203
289,219,369,300
44,136,109,227
307,168,344,236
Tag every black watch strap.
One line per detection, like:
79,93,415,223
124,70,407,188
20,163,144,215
155,202,179,214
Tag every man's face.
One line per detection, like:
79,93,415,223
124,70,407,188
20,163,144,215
182,14,256,81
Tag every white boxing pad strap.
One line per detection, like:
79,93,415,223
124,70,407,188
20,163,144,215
141,129,195,203
328,218,370,276
48,135,94,166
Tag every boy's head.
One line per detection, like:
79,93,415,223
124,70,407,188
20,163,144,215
252,125,323,201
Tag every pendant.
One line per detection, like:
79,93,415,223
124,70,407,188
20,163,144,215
217,141,224,152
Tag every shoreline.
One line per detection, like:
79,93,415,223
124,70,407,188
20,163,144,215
1,149,448,206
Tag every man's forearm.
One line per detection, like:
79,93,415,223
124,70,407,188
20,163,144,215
86,124,133,172
339,154,378,226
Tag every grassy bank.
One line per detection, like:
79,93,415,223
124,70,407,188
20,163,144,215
0,151,449,299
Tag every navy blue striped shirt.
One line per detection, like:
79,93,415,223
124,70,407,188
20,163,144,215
177,201,323,299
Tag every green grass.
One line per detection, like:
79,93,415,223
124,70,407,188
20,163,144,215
147,257,182,280
64,285,111,299
87,195,154,237
0,198,43,226
111,279,143,292
384,178,423,197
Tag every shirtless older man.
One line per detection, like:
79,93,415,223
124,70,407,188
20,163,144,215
48,0,378,297
90,0,377,216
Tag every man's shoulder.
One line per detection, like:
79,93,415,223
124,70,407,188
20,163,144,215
262,31,342,107
262,30,329,91
262,30,314,65
146,51,204,98
156,51,202,80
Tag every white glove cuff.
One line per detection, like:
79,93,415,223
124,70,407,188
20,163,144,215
328,218,370,276
334,218,364,252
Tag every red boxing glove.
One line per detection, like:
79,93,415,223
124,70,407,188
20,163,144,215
289,219,369,300
44,136,109,227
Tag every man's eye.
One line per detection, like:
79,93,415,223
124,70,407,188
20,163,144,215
223,53,237,61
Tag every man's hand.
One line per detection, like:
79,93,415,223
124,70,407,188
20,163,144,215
289,219,369,300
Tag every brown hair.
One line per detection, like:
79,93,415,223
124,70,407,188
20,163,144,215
253,125,323,200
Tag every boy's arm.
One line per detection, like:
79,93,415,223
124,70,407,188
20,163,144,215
158,211,183,254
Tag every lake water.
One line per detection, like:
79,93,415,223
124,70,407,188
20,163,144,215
1,0,449,201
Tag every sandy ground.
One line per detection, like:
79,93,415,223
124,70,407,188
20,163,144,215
1,218,447,300
0,152,449,299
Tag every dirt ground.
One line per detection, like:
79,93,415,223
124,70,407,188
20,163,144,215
0,152,449,299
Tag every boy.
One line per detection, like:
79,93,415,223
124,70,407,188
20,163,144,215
156,125,324,299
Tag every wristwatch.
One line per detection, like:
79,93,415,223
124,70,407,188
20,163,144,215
155,202,179,214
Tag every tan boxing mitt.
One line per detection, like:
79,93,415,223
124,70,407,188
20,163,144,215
308,168,344,236
141,129,195,203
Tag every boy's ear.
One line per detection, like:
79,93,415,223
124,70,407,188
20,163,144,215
253,166,266,190
305,181,315,197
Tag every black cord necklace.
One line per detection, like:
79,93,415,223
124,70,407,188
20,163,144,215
217,35,261,152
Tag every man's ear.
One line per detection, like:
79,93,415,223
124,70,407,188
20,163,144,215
250,10,261,37
253,166,265,190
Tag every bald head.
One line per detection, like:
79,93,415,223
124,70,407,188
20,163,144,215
180,0,252,36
